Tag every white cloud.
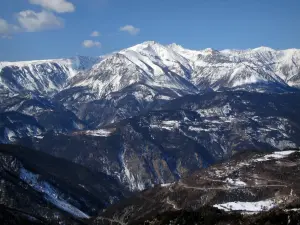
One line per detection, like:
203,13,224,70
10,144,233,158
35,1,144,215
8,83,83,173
82,40,101,48
0,19,11,34
29,0,75,13
0,18,20,37
120,25,140,35
90,31,100,37
16,10,64,32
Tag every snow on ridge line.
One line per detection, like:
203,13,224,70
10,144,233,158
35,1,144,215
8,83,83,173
161,120,180,125
2,43,299,66
253,150,297,162
225,178,247,187
150,120,180,131
213,199,276,212
161,183,173,187
79,129,114,137
0,58,71,68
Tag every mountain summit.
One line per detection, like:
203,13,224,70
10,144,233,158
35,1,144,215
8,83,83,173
1,42,300,97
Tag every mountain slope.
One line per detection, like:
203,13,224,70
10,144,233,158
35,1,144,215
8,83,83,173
54,43,299,127
169,44,300,89
67,42,300,98
0,56,101,95
0,144,127,224
0,112,44,143
0,94,87,143
1,42,299,128
1,43,299,99
19,91,300,191
128,206,300,225
94,149,300,224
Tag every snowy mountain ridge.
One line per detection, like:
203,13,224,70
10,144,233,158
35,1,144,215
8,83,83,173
0,55,102,95
1,41,299,128
1,42,299,97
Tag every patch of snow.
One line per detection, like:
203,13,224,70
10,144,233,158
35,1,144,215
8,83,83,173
166,197,180,210
285,208,300,212
132,91,147,101
161,183,172,187
149,124,160,130
188,126,218,132
150,120,180,131
4,128,16,142
72,121,84,130
34,135,44,139
161,120,180,127
197,104,231,117
253,150,296,162
26,126,42,137
19,168,90,218
214,199,276,212
82,129,113,137
156,95,172,100
46,196,90,219
188,126,204,132
225,178,247,187
119,147,145,191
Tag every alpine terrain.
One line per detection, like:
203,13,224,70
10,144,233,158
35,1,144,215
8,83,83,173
0,42,300,224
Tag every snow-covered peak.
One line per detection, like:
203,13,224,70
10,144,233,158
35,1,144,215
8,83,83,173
120,41,193,78
1,42,300,98
201,48,220,55
128,41,162,51
125,41,188,63
167,43,185,51
251,46,275,53
127,41,173,57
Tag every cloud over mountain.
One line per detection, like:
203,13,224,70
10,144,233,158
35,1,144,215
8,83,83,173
82,40,101,48
16,10,64,32
120,25,140,35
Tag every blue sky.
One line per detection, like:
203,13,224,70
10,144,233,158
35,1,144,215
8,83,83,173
1,0,300,61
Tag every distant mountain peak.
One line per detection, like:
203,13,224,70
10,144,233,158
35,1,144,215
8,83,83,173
127,41,166,52
142,40,159,45
1,42,300,97
167,43,185,50
251,46,275,52
201,48,219,55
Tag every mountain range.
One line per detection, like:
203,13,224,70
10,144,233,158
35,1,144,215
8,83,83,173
1,42,299,129
1,42,300,224
2,42,300,96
